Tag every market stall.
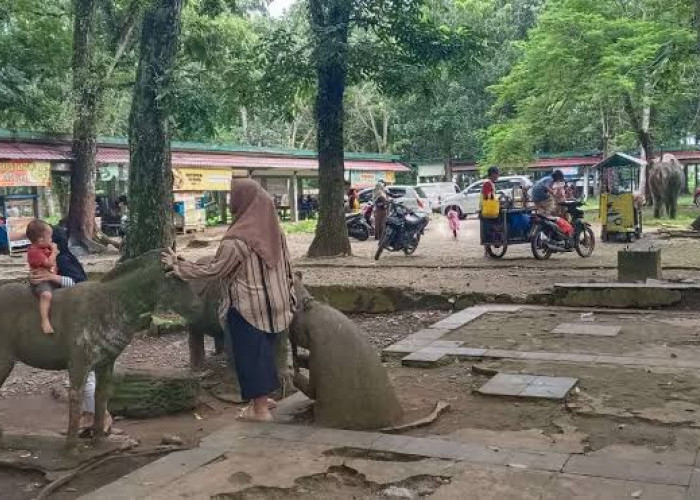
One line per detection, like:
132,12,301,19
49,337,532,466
173,166,231,233
0,161,49,255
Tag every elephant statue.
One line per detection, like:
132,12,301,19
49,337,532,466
649,154,684,219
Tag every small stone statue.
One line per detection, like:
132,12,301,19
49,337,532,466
289,274,403,430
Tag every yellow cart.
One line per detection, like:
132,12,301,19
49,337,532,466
594,153,644,243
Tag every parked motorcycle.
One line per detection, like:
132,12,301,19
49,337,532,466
346,211,371,241
375,202,430,260
530,200,595,260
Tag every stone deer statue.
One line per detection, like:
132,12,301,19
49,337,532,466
0,250,186,448
649,154,684,219
289,273,403,430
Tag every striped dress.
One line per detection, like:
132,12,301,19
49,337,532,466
176,237,295,334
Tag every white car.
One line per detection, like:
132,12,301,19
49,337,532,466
416,182,460,212
439,176,533,218
358,186,429,214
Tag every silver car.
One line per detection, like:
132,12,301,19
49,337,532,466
439,176,532,218
416,182,460,212
358,186,429,214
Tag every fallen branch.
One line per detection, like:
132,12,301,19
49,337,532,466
380,401,451,434
657,229,700,239
36,446,188,499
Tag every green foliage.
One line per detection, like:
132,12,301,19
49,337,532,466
485,0,697,166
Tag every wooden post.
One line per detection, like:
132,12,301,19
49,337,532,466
290,173,299,223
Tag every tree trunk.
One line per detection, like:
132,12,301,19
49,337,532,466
123,0,184,259
623,92,654,201
693,0,700,229
307,0,352,258
683,164,691,195
68,0,100,251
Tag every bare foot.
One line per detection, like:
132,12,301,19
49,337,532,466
236,406,273,423
41,320,54,335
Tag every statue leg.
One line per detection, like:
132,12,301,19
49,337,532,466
0,357,15,444
275,331,293,397
66,367,88,450
213,331,224,355
188,326,206,372
93,362,114,441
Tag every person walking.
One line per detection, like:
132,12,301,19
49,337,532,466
162,179,295,422
373,181,389,240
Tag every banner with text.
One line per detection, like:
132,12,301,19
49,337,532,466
173,167,232,192
0,162,51,187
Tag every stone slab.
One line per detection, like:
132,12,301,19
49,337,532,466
307,428,381,449
504,451,569,472
542,473,687,500
563,455,693,486
81,446,226,499
552,323,622,337
479,374,578,400
401,348,449,366
688,468,700,500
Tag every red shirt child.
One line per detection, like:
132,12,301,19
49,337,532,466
26,220,58,334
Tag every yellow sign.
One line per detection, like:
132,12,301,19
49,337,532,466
173,167,232,192
0,162,51,187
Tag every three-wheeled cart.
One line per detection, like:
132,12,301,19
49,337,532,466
594,153,644,242
480,207,534,259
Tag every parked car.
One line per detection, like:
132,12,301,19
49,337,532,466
416,182,460,212
439,175,533,218
358,186,429,214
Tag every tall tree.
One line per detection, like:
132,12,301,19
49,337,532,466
123,0,184,258
306,0,353,257
68,0,141,251
305,0,477,257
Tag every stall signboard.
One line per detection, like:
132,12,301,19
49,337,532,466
173,167,232,192
6,217,32,250
0,162,51,188
349,170,395,187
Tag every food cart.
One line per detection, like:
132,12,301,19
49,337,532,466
594,153,644,242
480,204,534,259
0,194,39,255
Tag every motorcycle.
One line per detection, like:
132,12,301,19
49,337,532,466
346,211,371,241
375,202,430,261
530,200,595,260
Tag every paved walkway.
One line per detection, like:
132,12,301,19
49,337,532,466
83,420,698,499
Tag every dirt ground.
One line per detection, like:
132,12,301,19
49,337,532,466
442,309,700,358
390,359,700,455
2,217,699,297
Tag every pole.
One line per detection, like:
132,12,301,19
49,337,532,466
290,172,299,223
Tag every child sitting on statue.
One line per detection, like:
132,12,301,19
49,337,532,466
26,220,59,334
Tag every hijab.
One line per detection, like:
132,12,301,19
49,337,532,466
52,226,88,283
223,179,284,268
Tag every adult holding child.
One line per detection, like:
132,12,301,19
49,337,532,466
162,179,295,422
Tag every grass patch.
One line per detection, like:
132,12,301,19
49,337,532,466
281,218,318,235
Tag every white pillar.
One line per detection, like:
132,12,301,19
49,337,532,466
583,166,590,201
290,172,299,222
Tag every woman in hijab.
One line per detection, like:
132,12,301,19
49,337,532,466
162,179,295,422
372,181,388,240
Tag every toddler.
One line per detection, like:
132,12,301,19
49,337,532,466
447,208,460,240
26,220,58,334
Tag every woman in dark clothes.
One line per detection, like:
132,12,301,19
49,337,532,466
163,179,295,422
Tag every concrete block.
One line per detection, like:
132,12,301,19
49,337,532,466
564,455,693,486
618,249,662,283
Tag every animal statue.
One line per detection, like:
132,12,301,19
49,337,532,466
289,274,403,430
0,250,187,448
649,154,684,219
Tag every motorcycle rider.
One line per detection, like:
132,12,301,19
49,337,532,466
532,170,565,215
